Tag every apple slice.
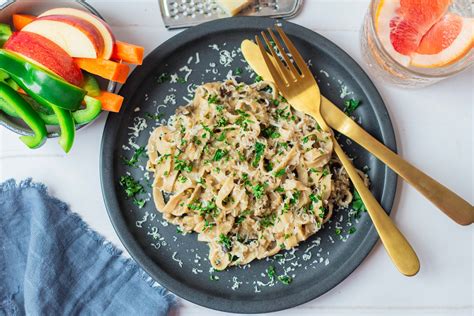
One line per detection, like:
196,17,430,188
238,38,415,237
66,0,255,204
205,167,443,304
22,15,104,58
4,31,83,86
39,8,115,60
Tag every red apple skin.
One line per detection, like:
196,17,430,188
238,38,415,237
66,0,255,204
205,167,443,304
4,31,83,86
39,8,115,59
34,15,104,58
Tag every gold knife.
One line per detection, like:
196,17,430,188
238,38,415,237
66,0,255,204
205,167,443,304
241,39,474,225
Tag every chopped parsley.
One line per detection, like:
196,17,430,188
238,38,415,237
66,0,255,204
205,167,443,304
176,76,186,83
352,190,366,217
213,148,228,161
218,233,232,251
344,99,361,115
321,167,330,177
254,75,263,83
260,213,276,228
216,132,226,141
145,112,163,120
234,67,243,75
208,94,219,104
252,142,265,167
122,146,146,167
209,274,220,281
267,265,276,280
203,220,216,231
119,175,144,198
273,168,286,177
289,191,300,205
252,182,268,199
216,104,224,112
157,72,171,83
188,200,219,217
277,275,292,285
349,227,357,234
275,186,285,193
133,197,146,208
201,123,214,136
264,160,273,172
274,106,291,121
235,109,254,130
319,206,328,219
309,193,319,203
217,117,228,127
335,228,341,235
174,159,192,172
177,175,188,183
262,125,281,139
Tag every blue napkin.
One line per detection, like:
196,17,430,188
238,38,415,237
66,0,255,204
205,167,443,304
0,179,175,315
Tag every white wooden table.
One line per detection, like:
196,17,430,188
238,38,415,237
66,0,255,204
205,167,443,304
1,1,473,315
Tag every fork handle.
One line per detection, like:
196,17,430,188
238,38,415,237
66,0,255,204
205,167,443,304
333,141,420,276
329,101,474,226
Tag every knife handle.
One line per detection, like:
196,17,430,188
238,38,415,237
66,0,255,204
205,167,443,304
333,141,420,276
331,98,474,225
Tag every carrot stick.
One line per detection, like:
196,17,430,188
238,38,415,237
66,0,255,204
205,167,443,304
94,91,124,112
74,58,130,84
12,14,36,31
111,41,144,65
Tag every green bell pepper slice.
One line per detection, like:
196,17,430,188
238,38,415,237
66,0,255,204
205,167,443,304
0,49,86,111
0,23,12,47
1,94,101,126
51,106,75,153
0,82,47,148
73,96,102,124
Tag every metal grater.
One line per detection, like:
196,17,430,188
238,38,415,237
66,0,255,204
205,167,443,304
159,0,303,29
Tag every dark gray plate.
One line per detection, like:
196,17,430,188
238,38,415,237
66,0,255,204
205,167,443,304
100,17,397,314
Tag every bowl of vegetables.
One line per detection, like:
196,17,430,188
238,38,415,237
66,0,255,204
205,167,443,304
0,0,144,152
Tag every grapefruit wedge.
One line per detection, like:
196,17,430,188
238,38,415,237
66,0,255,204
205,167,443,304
411,14,473,68
375,0,452,66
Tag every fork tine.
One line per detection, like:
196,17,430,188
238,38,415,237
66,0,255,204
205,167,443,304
255,35,288,91
267,28,300,80
276,25,312,77
261,31,293,84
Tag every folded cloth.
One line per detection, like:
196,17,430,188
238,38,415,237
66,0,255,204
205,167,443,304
0,179,175,316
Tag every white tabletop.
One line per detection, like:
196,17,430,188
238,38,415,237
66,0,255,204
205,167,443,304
1,1,473,315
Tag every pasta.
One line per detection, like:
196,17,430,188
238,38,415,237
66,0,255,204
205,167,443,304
147,80,359,270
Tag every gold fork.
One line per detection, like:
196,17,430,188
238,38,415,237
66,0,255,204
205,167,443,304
256,26,420,276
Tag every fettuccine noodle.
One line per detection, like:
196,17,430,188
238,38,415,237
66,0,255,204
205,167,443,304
147,80,360,269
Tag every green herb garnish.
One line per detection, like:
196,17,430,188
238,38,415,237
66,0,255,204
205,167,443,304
260,213,276,228
213,148,228,161
277,275,292,285
262,125,281,139
119,175,144,198
157,72,171,83
174,159,192,172
133,197,146,208
218,233,232,251
208,94,219,104
267,265,276,280
344,99,361,115
122,146,146,167
252,142,265,167
273,168,286,177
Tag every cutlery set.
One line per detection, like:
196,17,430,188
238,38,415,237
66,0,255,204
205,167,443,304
241,26,474,276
